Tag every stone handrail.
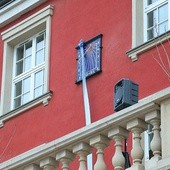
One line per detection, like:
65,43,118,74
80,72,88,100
0,87,170,170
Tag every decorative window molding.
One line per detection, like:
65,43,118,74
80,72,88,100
0,0,48,28
12,32,46,109
132,0,144,48
126,30,170,61
75,34,102,83
144,0,168,41
0,5,54,116
129,0,170,61
0,91,53,127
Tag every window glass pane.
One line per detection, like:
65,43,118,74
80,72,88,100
16,45,24,61
147,28,155,40
24,56,31,72
14,97,21,108
148,0,159,5
159,21,168,34
23,77,30,93
16,45,24,76
25,41,32,57
13,32,46,108
22,92,30,104
16,60,23,76
147,9,157,28
15,81,22,97
35,49,44,66
35,70,44,88
158,3,168,23
36,34,44,51
34,86,43,98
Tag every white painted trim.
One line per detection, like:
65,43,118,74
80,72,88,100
0,5,54,115
127,30,170,61
0,91,52,127
0,87,169,170
132,0,144,48
11,32,46,109
1,5,54,42
132,0,169,48
0,0,48,28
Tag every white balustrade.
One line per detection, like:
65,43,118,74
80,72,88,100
145,110,161,159
40,157,58,170
90,135,110,170
108,126,129,170
56,150,75,170
0,88,169,170
127,118,147,170
24,164,41,170
73,142,92,170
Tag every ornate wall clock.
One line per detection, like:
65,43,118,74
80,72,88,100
76,34,102,83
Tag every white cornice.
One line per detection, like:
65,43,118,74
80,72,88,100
0,0,48,28
1,5,54,42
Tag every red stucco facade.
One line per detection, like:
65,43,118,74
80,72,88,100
0,0,169,169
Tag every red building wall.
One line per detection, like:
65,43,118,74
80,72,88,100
0,0,169,167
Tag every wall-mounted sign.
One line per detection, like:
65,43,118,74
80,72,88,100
76,34,102,83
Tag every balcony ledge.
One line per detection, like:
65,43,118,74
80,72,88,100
0,87,170,169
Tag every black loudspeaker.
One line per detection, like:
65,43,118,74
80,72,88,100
114,79,138,112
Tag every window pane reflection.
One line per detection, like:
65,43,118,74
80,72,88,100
158,4,168,23
36,34,44,51
35,50,44,66
35,70,44,88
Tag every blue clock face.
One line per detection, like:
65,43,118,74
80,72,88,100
76,34,102,83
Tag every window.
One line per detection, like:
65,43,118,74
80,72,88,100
127,0,170,61
144,0,168,41
0,0,15,9
0,5,53,118
12,32,46,109
76,34,102,83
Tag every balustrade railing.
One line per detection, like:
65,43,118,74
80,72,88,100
0,87,170,170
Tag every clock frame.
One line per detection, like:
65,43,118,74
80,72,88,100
76,34,102,83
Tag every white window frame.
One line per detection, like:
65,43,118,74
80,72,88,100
127,0,170,61
12,31,46,109
144,0,169,41
0,5,53,122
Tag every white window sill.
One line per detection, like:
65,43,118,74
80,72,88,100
0,91,52,127
126,30,170,62
0,0,47,28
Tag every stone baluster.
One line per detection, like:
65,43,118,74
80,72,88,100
145,110,161,159
40,157,58,170
90,134,110,170
145,110,161,169
160,98,170,159
73,142,92,170
56,150,75,170
108,126,129,170
24,164,41,170
127,118,147,170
